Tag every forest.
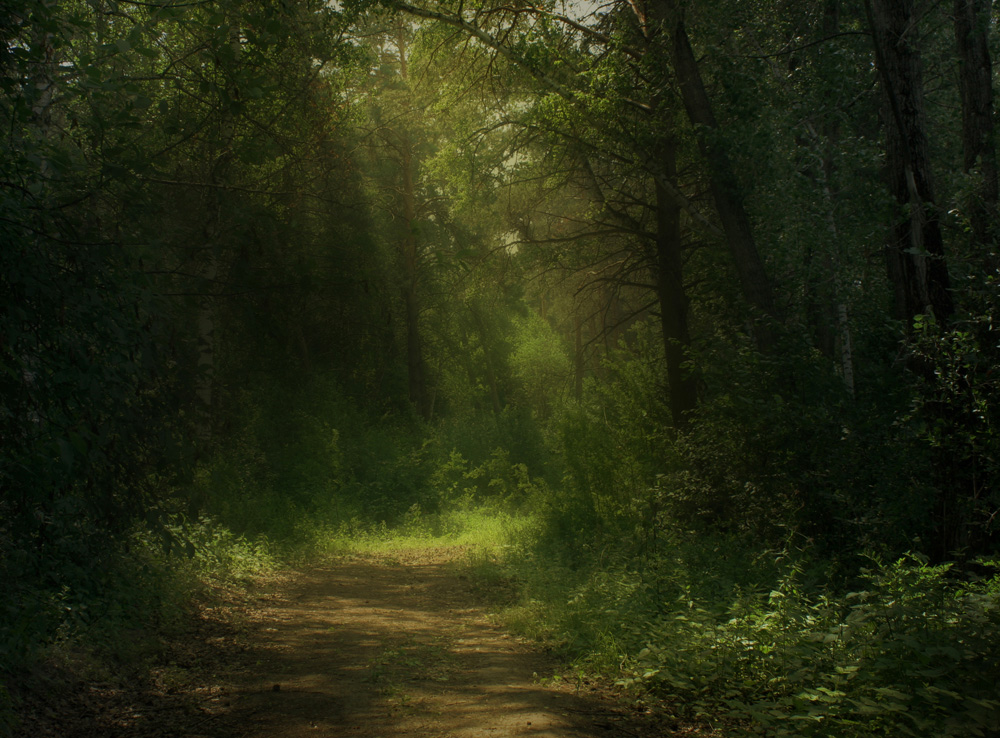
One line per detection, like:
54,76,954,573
2,0,1000,735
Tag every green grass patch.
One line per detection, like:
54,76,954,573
299,503,538,559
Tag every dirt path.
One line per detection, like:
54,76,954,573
222,548,664,738
13,548,687,738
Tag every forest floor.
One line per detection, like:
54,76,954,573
12,547,710,738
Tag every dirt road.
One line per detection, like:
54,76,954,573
14,548,681,738
227,549,657,738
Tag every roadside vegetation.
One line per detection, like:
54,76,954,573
8,353,999,737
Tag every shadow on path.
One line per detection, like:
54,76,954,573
228,552,666,738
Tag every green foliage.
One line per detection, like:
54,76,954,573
184,367,554,560
906,306,1000,556
480,308,1000,737
666,342,836,544
535,321,673,561
488,532,1000,738
431,447,546,509
625,554,1000,737
165,516,277,583
0,0,377,677
509,312,573,416
0,512,275,678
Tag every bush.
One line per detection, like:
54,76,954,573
628,554,1000,737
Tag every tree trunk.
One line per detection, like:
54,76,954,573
655,4,779,348
28,27,56,144
193,10,243,441
866,0,953,325
655,140,697,427
806,0,854,395
604,286,621,353
195,258,217,438
396,28,430,419
802,0,840,362
838,303,855,397
574,313,584,401
954,0,997,249
400,136,429,418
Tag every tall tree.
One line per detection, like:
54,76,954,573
954,0,997,251
648,0,780,348
392,1,705,421
866,0,954,325
359,21,437,418
654,155,698,425
394,24,432,418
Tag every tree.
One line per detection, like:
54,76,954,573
649,0,780,348
954,0,997,253
866,0,954,326
390,0,709,424
357,21,441,417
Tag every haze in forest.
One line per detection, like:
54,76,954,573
2,1,999,736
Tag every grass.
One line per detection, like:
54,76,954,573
300,504,539,559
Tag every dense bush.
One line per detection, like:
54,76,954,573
629,555,1000,737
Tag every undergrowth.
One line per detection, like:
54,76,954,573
478,536,1000,738
0,514,278,738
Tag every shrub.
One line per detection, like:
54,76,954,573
629,554,1000,737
